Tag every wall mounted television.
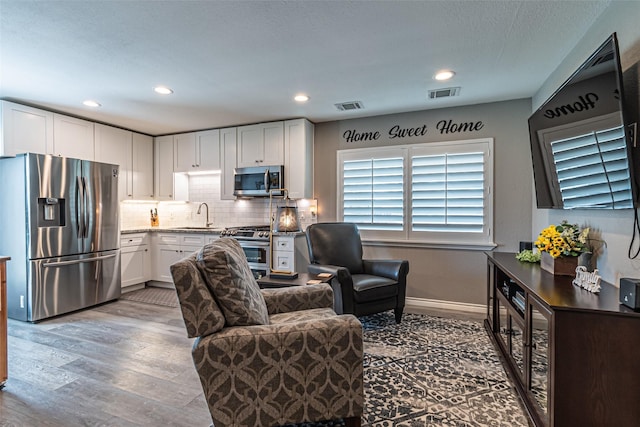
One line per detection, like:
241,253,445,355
528,32,638,209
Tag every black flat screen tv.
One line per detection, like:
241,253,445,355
528,33,638,209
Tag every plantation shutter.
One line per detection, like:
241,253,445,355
342,157,404,230
550,125,632,209
411,151,485,232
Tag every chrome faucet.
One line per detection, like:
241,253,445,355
197,202,213,227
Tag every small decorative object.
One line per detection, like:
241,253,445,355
150,208,159,227
572,266,602,293
515,249,540,263
535,221,590,276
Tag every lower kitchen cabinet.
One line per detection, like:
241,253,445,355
271,233,309,273
120,233,151,291
486,252,640,427
151,233,209,284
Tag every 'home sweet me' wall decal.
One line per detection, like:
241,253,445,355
342,119,485,143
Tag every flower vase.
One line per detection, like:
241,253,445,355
540,251,579,276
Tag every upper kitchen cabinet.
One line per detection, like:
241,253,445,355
284,119,314,199
237,121,284,168
174,129,221,172
52,114,94,160
0,101,53,157
95,125,153,201
154,135,175,200
95,123,132,201
220,127,237,200
131,133,154,199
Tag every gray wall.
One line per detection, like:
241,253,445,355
313,98,532,306
531,1,640,286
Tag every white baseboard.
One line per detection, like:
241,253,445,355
405,297,486,315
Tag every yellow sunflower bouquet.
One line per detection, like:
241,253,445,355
534,221,590,259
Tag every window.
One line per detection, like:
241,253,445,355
337,139,494,248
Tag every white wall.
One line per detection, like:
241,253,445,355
531,1,640,286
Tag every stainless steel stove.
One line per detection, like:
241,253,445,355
220,225,271,278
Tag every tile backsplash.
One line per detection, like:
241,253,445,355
120,173,317,231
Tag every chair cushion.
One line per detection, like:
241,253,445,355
196,238,270,326
352,274,398,302
170,253,226,338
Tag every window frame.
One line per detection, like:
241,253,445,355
337,138,495,249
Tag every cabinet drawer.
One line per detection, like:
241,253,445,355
181,234,205,246
273,236,293,251
157,233,180,245
121,233,147,247
273,252,294,272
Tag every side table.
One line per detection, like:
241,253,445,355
257,272,333,289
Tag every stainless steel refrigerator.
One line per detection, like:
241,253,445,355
0,153,121,322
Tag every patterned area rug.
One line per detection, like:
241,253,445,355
290,312,529,427
119,287,179,308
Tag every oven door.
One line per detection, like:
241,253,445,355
237,239,270,279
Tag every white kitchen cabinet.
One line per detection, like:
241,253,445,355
95,123,132,201
0,101,53,157
120,233,151,290
271,233,309,273
284,118,314,199
131,133,154,199
151,233,205,284
154,135,175,200
237,121,284,167
220,127,237,200
174,129,221,172
53,114,95,160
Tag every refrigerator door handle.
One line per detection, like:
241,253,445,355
76,176,85,237
42,253,117,268
82,176,89,238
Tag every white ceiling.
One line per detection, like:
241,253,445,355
0,0,612,136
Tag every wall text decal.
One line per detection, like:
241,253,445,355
342,118,485,143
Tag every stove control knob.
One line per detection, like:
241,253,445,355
231,230,237,235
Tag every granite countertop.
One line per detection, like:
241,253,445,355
121,227,224,235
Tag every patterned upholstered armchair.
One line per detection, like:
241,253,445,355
170,238,364,427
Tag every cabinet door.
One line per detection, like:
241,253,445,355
154,135,174,200
1,101,53,156
261,121,284,166
284,119,313,199
273,251,294,272
132,133,154,199
220,127,237,200
174,132,197,172
154,245,182,282
197,129,221,170
121,245,149,288
94,123,132,200
528,299,551,423
53,114,95,160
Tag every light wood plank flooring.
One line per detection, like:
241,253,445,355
0,299,213,426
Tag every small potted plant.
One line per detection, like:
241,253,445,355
534,221,590,276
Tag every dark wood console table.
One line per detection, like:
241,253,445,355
485,252,640,427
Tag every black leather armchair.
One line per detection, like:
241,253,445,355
306,222,409,323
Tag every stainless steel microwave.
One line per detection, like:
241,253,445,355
233,165,284,197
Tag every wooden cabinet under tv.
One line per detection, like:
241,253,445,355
485,252,640,427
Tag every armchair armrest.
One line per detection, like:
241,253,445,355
261,283,333,315
307,264,355,315
192,315,364,427
363,259,409,281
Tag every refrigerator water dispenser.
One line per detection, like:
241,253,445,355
38,197,65,226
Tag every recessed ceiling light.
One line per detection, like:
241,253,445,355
154,86,173,95
294,94,310,102
82,100,101,107
434,70,456,81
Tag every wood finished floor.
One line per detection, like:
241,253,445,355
0,299,213,427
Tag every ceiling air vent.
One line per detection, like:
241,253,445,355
428,87,461,99
335,101,364,111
